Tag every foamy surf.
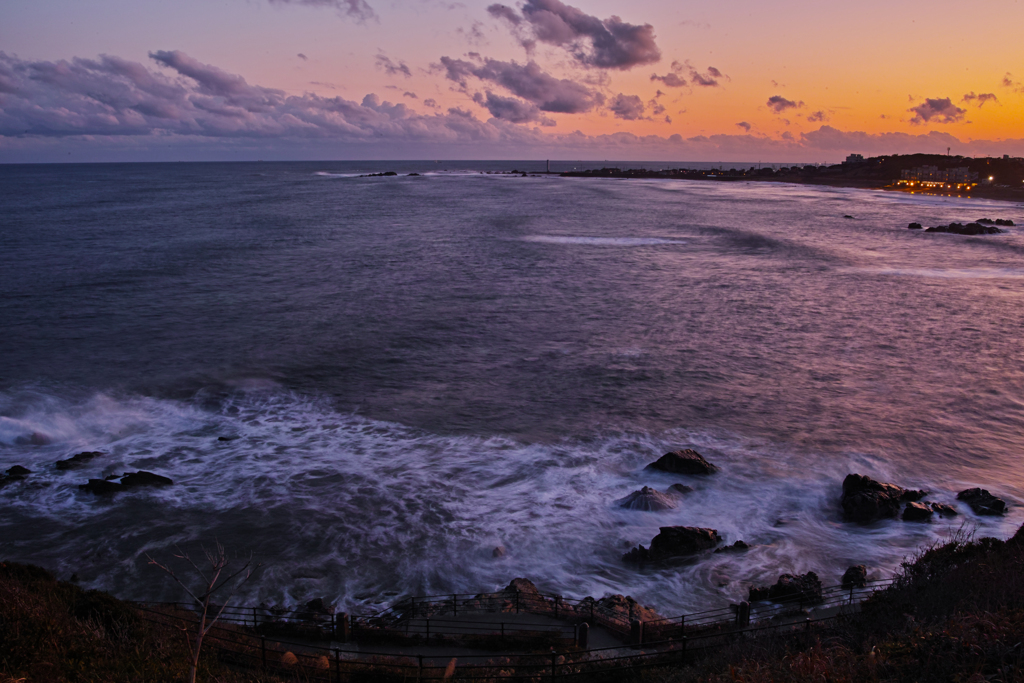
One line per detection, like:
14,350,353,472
1,387,1018,615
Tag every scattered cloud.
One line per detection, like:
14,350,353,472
736,121,751,132
806,110,829,122
266,0,375,22
609,93,644,120
297,53,308,61
375,53,412,78
474,91,555,124
457,20,487,45
908,97,965,124
438,56,604,113
962,91,998,107
487,0,660,70
423,98,439,108
651,60,726,88
767,95,802,113
403,91,418,99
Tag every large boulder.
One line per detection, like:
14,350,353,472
79,479,123,495
841,565,867,589
925,222,1002,235
5,465,31,477
957,488,1007,515
503,578,540,596
56,451,104,470
930,502,959,517
645,449,719,475
617,486,677,511
589,594,663,623
841,474,927,523
624,526,721,563
749,572,823,604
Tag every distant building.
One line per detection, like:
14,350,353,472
844,154,865,164
900,166,977,183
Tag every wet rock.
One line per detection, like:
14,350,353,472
841,565,867,589
957,488,1007,516
645,449,719,475
930,502,959,517
589,594,664,623
908,222,923,230
925,222,1002,235
841,474,927,523
55,451,104,470
217,436,237,442
617,486,677,511
624,526,721,563
902,501,933,522
749,572,823,604
492,546,506,558
714,540,750,554
79,479,124,495
667,483,694,495
5,465,31,477
120,471,173,488
976,218,1015,226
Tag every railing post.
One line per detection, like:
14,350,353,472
338,613,350,643
260,635,267,671
680,636,687,665
576,622,589,649
252,606,257,628
501,622,505,642
332,612,337,639
333,649,340,683
554,596,559,619
418,654,423,682
680,614,685,639
551,652,557,681
425,618,430,644
453,594,457,616
516,590,520,614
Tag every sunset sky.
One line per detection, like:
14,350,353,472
2,0,1022,162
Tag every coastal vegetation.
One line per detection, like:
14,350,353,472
4,522,1024,682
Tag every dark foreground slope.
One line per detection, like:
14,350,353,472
4,525,1024,682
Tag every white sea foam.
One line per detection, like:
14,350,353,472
1,388,1018,614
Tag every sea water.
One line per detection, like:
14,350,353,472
1,161,1023,614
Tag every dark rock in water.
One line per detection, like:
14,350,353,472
492,546,506,558
120,471,173,488
408,173,420,176
55,451,104,470
667,483,694,495
714,540,750,554
14,432,50,446
749,572,822,604
6,465,31,477
624,526,721,563
617,486,677,511
908,222,923,230
977,218,1015,226
925,222,1002,235
80,479,123,495
930,502,959,517
902,501,933,522
957,488,1007,515
841,474,927,523
996,219,1014,226
217,436,237,442
305,598,328,614
844,215,854,219
104,474,120,481
841,565,867,589
646,449,719,475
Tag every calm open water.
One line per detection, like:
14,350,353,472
1,161,1023,613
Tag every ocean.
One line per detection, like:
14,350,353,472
1,160,1022,614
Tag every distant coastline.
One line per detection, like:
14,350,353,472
558,153,1024,203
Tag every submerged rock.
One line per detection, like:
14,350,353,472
902,501,933,522
749,572,823,604
667,483,694,495
492,546,506,558
120,471,173,488
957,488,1007,515
841,474,928,523
80,479,123,495
976,218,1015,226
617,486,677,511
925,222,1002,235
5,465,31,477
841,565,867,589
55,451,104,470
908,222,924,230
714,540,750,554
645,449,719,475
624,526,721,563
